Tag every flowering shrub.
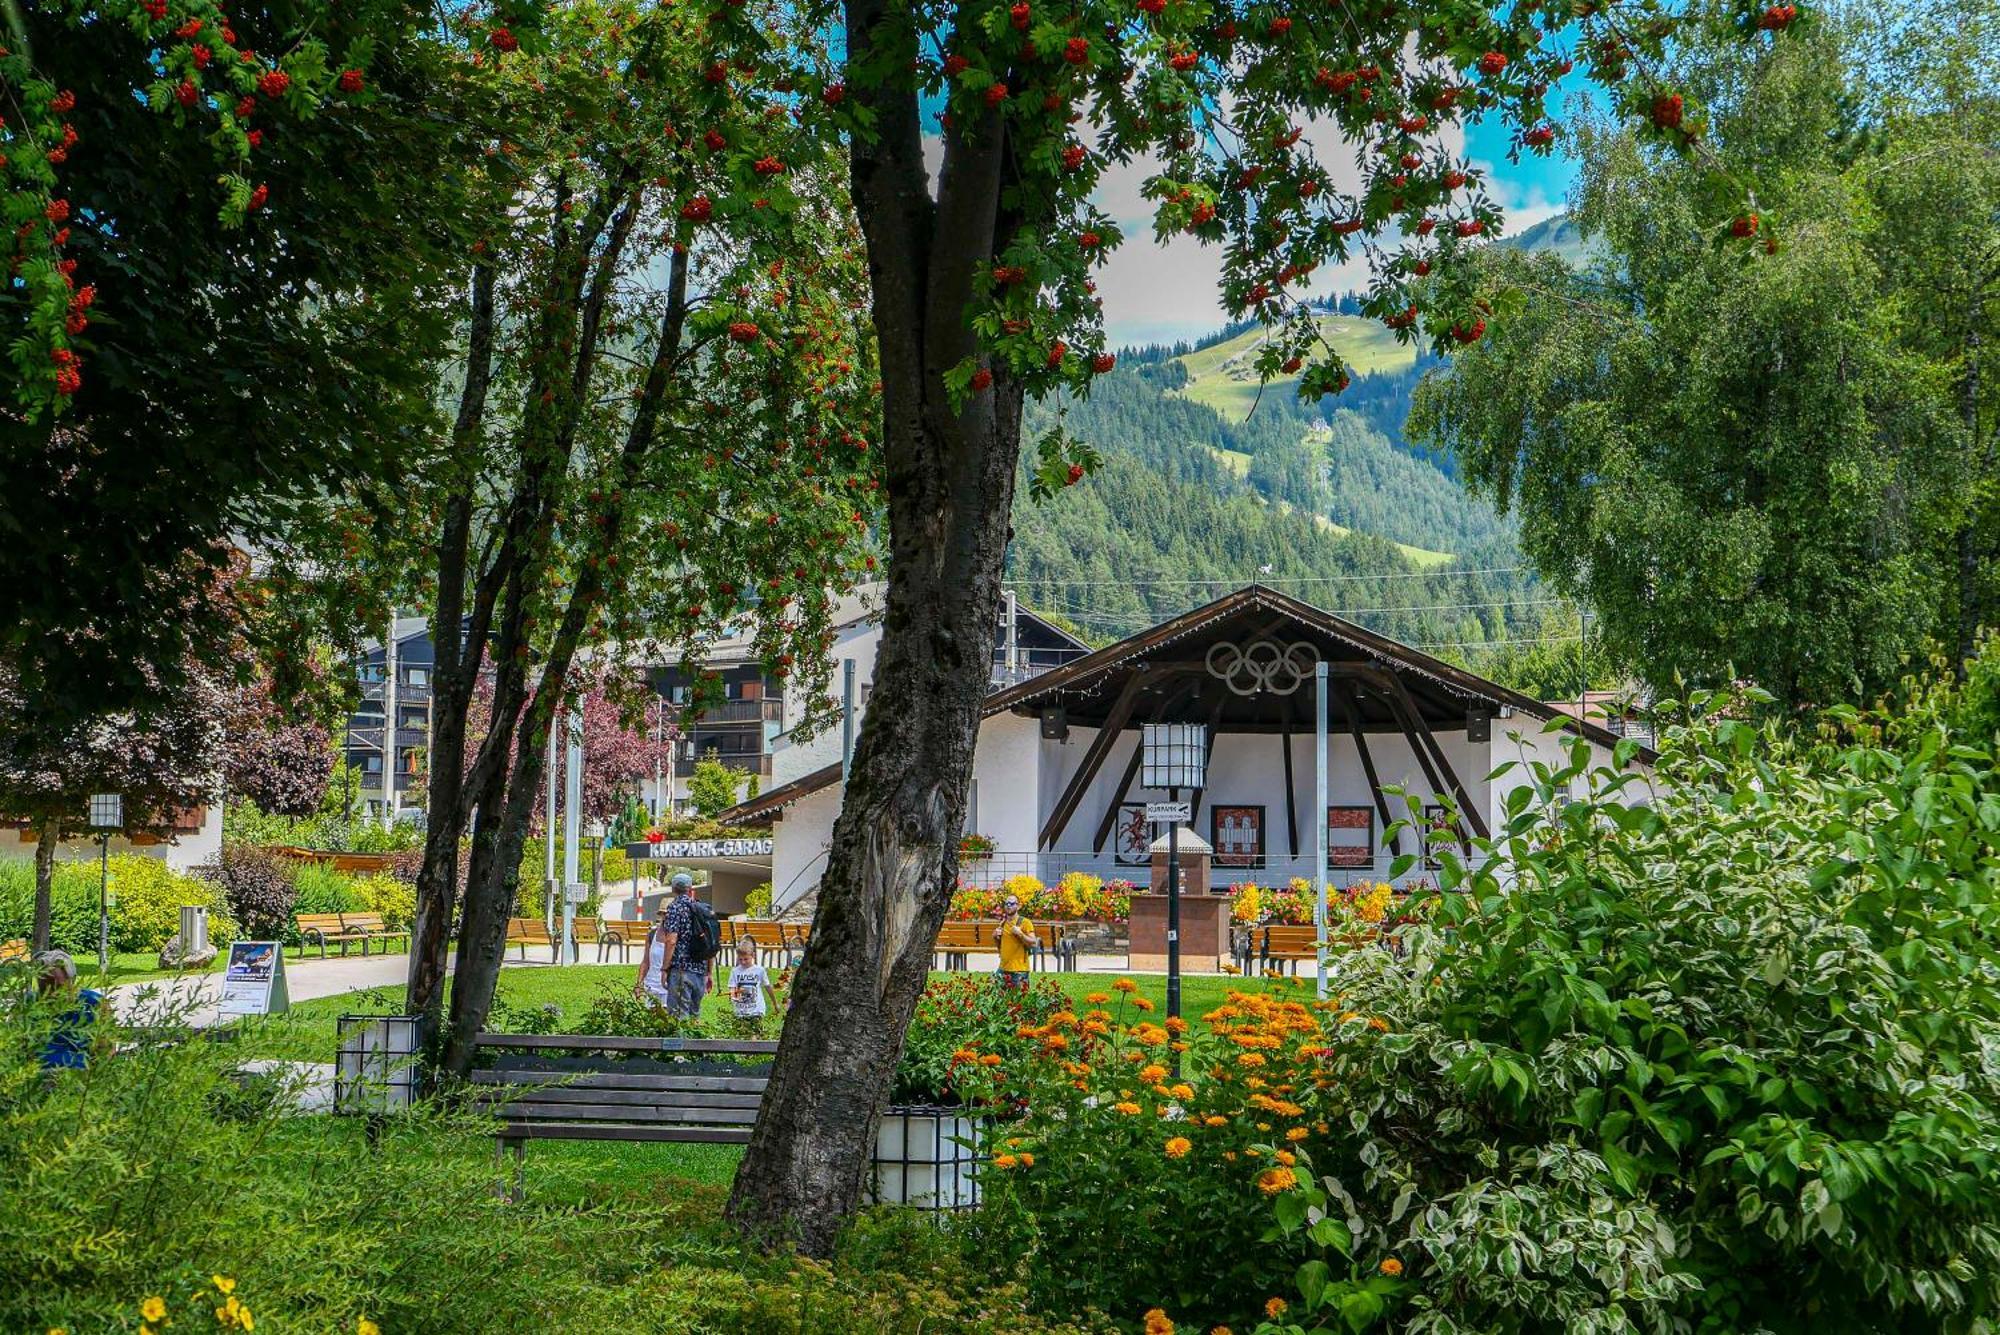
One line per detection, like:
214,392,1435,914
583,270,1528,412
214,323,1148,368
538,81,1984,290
106,855,236,952
891,974,1069,1105
957,978,1349,1326
1231,879,1396,928
958,832,997,861
949,874,1134,923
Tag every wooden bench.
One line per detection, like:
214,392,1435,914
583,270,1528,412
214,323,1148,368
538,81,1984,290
504,917,559,962
597,918,651,962
1245,923,1381,975
0,938,27,964
933,920,1070,972
296,912,407,958
724,919,804,969
472,1032,776,1199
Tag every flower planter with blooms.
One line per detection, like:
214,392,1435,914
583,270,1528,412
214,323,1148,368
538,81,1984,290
950,977,1408,1328
948,872,1134,924
958,831,997,862
1230,879,1399,929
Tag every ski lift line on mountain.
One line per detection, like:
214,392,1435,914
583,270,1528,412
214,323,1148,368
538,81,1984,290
1014,565,1533,589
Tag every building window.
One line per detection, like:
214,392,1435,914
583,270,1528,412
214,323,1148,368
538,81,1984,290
358,663,386,683
362,754,383,774
405,667,430,688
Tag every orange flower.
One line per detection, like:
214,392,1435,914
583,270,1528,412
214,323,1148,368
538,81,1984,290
979,1053,1002,1066
1133,997,1157,1012
1256,1166,1298,1195
1275,1150,1296,1166
1114,978,1138,993
1114,1101,1142,1115
1368,1016,1390,1032
1140,1063,1169,1083
1085,991,1111,1004
1164,1136,1192,1159
994,1153,1019,1169
1203,1114,1228,1127
1236,1052,1266,1067
1169,1083,1194,1100
1265,1297,1288,1318
1143,1309,1176,1335
1286,1126,1309,1141
1165,1016,1189,1034
1019,1152,1035,1167
1380,1257,1404,1277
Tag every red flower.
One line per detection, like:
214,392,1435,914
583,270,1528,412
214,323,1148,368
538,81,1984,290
1477,50,1508,76
1268,15,1292,36
489,27,519,52
728,321,761,343
1077,230,1101,249
44,199,69,223
1731,212,1759,237
680,195,714,222
646,828,666,844
984,83,1008,106
257,68,291,98
1010,2,1030,28
1451,318,1485,343
174,79,199,107
247,183,269,210
1064,36,1090,64
1046,340,1067,368
970,368,994,392
338,68,365,93
752,155,786,175
1061,144,1087,171
1091,352,1116,373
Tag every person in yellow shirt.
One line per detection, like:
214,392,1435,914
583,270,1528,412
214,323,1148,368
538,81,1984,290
994,894,1036,989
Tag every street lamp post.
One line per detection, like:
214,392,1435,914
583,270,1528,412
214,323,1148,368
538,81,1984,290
1141,723,1206,1039
87,793,122,971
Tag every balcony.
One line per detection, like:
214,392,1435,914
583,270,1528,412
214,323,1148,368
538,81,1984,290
675,754,772,778
689,698,784,725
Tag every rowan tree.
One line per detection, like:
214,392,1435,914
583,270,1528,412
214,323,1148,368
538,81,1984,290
461,671,674,830
0,0,498,725
400,0,880,1071
725,0,1790,1253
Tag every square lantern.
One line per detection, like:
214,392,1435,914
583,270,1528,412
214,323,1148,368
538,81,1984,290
87,793,123,831
335,1014,425,1115
1141,722,1207,791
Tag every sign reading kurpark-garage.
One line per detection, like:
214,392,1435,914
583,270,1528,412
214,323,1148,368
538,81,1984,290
626,838,774,860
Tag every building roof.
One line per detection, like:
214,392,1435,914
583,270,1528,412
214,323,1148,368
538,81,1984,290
719,584,1650,823
627,584,887,669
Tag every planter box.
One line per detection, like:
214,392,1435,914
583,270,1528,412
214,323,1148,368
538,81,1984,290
869,1105,983,1211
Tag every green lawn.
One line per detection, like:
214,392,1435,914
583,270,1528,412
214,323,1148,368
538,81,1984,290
73,950,224,987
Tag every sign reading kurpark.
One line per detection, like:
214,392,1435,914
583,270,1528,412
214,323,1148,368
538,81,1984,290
626,838,774,860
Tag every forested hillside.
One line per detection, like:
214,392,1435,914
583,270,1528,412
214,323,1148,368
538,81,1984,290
1006,331,1554,660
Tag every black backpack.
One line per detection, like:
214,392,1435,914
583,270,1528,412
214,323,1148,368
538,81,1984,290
684,899,723,965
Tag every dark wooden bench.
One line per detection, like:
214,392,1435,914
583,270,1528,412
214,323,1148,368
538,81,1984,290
472,1033,776,1199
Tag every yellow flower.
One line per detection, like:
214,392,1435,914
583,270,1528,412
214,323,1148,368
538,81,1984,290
1113,1101,1142,1115
1223,1151,1236,1161
1164,1136,1192,1158
213,1276,236,1295
141,1298,167,1322
1085,991,1110,1004
1169,1083,1194,1100
1113,978,1138,993
1236,1052,1266,1067
1266,1297,1288,1318
1256,1166,1298,1195
1143,1309,1176,1335
359,1322,382,1335
1380,1257,1404,1277
1275,1150,1296,1166
1286,1126,1309,1142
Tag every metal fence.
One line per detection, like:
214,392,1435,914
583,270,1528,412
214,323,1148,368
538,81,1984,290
957,851,1432,890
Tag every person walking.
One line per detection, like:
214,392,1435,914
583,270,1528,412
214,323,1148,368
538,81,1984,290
654,872,719,1020
993,894,1036,990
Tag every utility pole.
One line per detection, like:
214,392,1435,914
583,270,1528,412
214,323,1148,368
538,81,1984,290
562,702,583,965
543,719,559,934
1314,662,1329,1000
841,658,857,779
652,690,664,823
382,615,399,828
1003,587,1019,677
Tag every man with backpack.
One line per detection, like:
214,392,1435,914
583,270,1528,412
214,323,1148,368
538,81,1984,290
651,871,721,1019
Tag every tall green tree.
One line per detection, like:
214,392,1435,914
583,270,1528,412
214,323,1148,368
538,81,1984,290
686,754,744,818
1410,10,1998,708
729,0,1777,1252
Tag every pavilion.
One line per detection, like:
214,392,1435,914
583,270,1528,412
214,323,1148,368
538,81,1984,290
722,585,1650,911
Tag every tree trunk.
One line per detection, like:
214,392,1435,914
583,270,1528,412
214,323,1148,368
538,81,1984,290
726,7,1025,1251
30,813,58,952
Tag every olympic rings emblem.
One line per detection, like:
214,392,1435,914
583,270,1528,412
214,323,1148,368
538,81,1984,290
1204,639,1320,696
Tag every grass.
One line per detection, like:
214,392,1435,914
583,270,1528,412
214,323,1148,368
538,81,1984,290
1174,313,1417,419
69,950,225,987
1206,444,1253,477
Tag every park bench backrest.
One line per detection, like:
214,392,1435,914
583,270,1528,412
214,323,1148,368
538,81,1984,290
726,920,792,947
296,913,346,934
337,913,390,934
0,938,27,963
601,918,651,941
506,918,554,942
1261,925,1322,955
472,1034,778,1145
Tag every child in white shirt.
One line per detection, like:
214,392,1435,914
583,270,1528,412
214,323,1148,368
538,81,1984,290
726,941,779,1037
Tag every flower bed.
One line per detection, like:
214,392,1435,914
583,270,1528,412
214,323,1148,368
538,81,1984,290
1228,878,1398,928
948,872,1135,924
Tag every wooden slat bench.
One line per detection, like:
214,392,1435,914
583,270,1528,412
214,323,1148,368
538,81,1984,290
296,912,404,958
1248,923,1380,975
933,920,1070,972
472,1033,777,1199
724,919,803,969
597,918,650,963
0,938,28,964
504,917,559,962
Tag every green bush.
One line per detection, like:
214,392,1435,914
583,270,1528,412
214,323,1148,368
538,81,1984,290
196,846,297,940
106,855,235,952
744,880,773,917
1243,693,2000,1335
0,859,102,953
351,873,416,931
289,860,365,915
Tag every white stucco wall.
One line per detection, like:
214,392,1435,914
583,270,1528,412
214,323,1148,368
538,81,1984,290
770,785,841,911
772,619,884,787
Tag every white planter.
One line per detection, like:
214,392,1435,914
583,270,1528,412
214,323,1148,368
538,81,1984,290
869,1107,983,1211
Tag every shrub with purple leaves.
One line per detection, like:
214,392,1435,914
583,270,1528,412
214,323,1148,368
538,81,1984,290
197,847,298,941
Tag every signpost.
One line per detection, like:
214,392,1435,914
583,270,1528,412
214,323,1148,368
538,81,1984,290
1144,801,1192,824
218,941,289,1016
1141,723,1207,1074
